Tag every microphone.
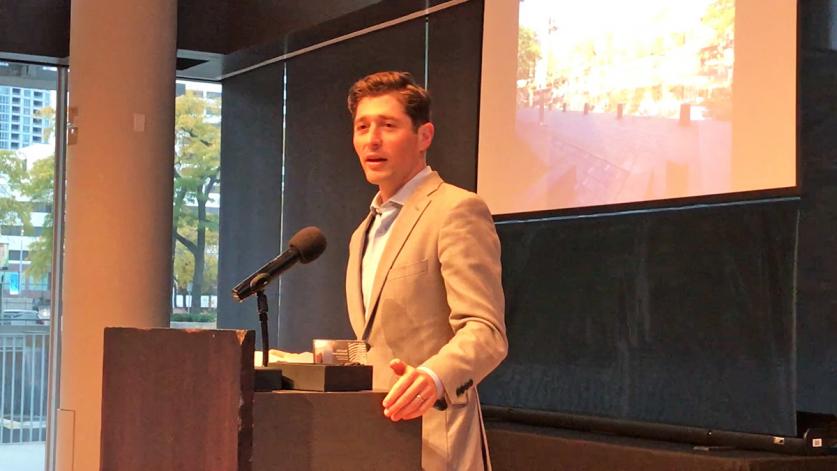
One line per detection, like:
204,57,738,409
231,226,327,301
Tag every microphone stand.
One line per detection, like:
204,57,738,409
250,277,283,391
257,289,270,367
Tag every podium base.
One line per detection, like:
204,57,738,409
254,391,421,470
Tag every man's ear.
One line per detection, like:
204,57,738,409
418,122,435,151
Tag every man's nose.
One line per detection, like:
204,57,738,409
367,126,382,148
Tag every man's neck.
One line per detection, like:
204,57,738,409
378,164,428,203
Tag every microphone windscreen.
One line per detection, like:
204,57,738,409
288,226,327,263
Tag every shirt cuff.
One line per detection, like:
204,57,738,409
416,365,445,398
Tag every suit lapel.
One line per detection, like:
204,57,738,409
362,172,443,339
348,211,374,339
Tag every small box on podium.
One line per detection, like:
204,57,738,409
312,338,368,365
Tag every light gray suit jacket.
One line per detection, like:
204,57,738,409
346,172,507,470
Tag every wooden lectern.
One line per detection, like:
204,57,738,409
100,328,421,471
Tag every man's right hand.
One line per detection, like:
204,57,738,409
382,359,438,421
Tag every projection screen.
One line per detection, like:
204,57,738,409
477,0,797,216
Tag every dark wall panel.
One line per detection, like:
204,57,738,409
226,0,379,53
177,0,231,54
217,62,285,348
278,19,427,352
795,4,837,415
426,0,484,190
0,0,70,58
481,201,799,435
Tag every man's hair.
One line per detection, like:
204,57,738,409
347,71,431,129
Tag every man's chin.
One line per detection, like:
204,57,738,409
363,170,389,186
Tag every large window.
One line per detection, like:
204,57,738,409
0,60,61,469
171,80,221,328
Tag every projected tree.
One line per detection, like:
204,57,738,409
518,27,541,82
700,0,735,119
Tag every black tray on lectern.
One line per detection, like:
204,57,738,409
254,365,284,391
278,362,372,391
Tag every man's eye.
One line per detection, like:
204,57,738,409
356,124,368,131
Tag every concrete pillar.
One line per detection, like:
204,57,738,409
58,1,176,469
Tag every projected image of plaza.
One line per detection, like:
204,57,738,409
516,0,734,209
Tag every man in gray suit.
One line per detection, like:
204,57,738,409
346,71,508,470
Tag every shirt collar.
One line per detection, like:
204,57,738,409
369,166,433,213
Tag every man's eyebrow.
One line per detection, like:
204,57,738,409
355,113,399,122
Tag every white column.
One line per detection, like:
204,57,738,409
58,1,176,469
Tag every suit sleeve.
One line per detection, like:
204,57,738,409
420,193,508,406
